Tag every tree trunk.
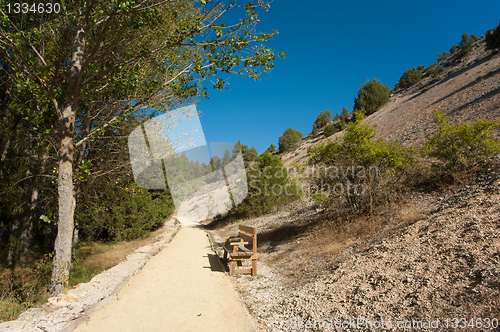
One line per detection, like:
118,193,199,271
50,9,87,296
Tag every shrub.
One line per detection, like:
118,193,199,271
437,51,450,62
309,118,415,214
398,67,423,89
486,22,500,51
425,111,500,171
312,111,331,134
340,106,349,121
457,32,474,59
324,124,337,137
353,78,390,116
234,140,258,166
278,127,303,152
229,151,301,218
449,45,458,54
267,143,276,152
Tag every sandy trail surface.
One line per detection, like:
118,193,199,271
73,224,255,332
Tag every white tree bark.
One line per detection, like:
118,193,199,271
50,8,87,296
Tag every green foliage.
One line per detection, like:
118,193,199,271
309,120,414,214
339,106,349,128
312,110,331,134
278,127,303,153
437,51,450,62
424,64,444,77
229,151,301,218
353,79,390,116
449,45,458,54
77,179,174,242
333,113,340,121
398,67,423,89
267,143,276,152
234,141,258,166
340,107,349,121
457,32,474,59
425,111,500,171
323,124,337,137
311,121,413,171
486,22,500,51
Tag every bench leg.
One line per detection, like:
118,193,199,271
223,250,228,262
229,260,236,275
252,259,257,276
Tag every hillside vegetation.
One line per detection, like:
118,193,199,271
209,27,500,331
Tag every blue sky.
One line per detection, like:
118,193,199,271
196,0,500,154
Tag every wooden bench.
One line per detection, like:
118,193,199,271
222,225,257,276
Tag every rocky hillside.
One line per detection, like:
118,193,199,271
282,34,500,167
210,33,500,331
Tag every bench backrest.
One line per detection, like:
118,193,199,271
238,225,257,254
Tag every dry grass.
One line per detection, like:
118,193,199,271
0,223,173,322
264,200,433,284
70,225,170,287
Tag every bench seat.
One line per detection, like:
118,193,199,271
222,225,257,276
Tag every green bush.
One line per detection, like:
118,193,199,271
340,106,349,121
229,151,301,218
437,51,450,62
486,22,500,51
278,127,303,152
77,177,174,242
309,118,414,214
457,32,474,59
267,143,276,152
398,67,423,89
233,140,258,166
324,124,337,137
425,111,500,171
312,111,331,134
353,78,390,116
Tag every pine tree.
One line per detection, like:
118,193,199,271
457,32,473,59
486,21,500,51
353,79,390,116
340,107,349,121
279,128,303,152
312,111,331,134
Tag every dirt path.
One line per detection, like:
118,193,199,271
72,224,255,332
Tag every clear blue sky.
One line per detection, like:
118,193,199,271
196,0,500,154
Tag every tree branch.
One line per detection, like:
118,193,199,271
74,64,193,148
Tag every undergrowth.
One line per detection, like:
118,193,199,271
0,226,167,322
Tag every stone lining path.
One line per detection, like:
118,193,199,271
72,223,255,332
